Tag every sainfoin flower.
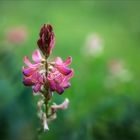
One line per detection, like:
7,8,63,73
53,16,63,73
22,24,74,131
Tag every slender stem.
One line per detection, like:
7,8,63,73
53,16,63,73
42,59,53,119
45,61,48,77
43,87,52,117
44,94,49,117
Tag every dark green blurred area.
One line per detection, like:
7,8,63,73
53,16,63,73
0,1,140,140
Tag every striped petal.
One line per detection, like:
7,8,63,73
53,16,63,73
63,57,72,66
66,69,74,80
47,33,55,56
56,66,72,75
32,84,42,93
22,67,36,76
24,56,40,68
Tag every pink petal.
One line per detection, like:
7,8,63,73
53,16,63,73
23,77,34,86
55,57,72,66
47,24,53,32
41,34,46,49
37,38,44,52
55,84,64,94
49,77,64,94
32,49,42,63
24,56,40,68
32,71,42,81
62,82,71,89
63,57,72,66
56,66,72,75
60,70,74,88
38,75,44,83
22,67,36,76
49,79,56,91
55,57,63,65
39,24,45,37
47,33,55,55
32,84,41,93
66,69,74,80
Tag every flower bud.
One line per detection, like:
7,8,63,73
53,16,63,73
37,24,55,58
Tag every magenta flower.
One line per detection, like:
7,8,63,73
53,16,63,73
47,57,74,94
37,24,55,58
22,24,74,131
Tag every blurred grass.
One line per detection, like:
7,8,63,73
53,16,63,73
0,1,140,140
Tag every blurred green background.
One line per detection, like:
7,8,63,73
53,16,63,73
0,1,140,140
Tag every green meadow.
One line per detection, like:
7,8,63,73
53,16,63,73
0,1,140,140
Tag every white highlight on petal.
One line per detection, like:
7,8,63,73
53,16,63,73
61,98,69,109
32,49,42,63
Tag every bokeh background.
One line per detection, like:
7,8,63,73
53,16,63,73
1,1,140,140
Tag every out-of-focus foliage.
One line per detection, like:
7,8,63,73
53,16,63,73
0,1,140,140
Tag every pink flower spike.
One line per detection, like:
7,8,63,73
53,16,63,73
32,49,42,63
22,24,74,132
